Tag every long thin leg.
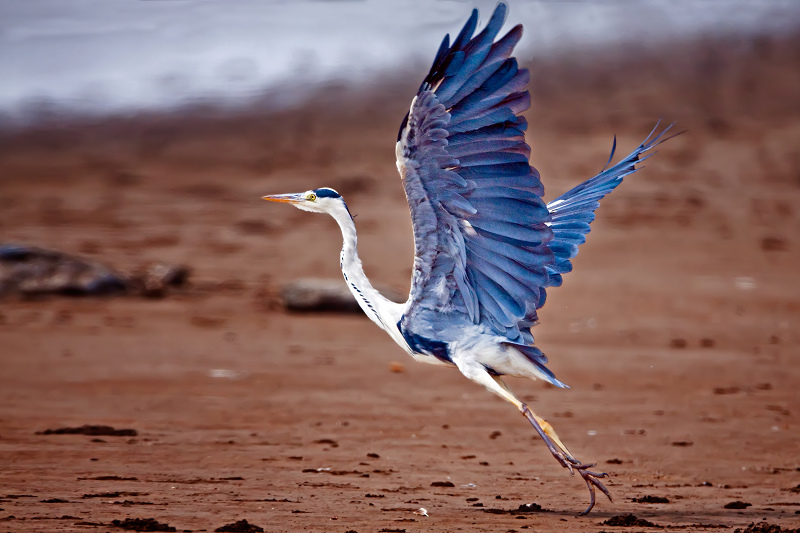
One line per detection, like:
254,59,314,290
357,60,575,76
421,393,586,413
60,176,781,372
452,360,611,515
490,376,576,465
518,400,612,515
493,375,612,515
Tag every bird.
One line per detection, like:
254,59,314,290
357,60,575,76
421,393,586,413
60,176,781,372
263,3,674,515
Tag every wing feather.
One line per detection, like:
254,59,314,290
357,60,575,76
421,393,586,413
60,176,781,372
435,4,507,104
445,23,523,108
396,2,674,350
398,3,552,342
470,269,520,327
545,121,677,286
456,151,529,166
447,138,522,157
448,107,518,133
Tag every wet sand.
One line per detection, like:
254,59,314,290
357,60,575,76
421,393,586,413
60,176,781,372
1,33,799,532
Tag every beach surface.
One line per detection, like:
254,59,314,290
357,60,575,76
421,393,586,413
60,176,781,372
1,32,799,532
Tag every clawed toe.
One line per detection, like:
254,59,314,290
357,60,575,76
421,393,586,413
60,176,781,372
518,403,612,514
575,464,612,515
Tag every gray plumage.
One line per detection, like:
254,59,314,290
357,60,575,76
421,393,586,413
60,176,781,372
263,2,674,515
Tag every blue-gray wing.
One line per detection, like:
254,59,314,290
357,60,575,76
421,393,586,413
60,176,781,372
396,3,554,344
545,122,676,286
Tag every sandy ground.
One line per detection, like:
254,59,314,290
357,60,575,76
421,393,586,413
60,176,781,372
1,32,800,532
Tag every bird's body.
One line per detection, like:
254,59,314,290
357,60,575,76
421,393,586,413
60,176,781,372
318,185,563,384
264,3,673,515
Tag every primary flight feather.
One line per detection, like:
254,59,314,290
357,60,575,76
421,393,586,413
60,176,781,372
263,2,673,515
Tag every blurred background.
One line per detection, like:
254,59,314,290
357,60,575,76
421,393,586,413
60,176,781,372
2,0,799,306
2,0,800,120
1,2,800,528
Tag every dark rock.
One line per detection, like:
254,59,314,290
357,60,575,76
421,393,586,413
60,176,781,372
633,495,670,503
0,244,127,296
724,501,752,509
83,492,146,498
603,514,659,527
0,243,189,298
128,262,190,298
110,517,176,531
38,425,137,437
215,519,265,532
734,523,799,533
77,475,139,481
515,503,545,513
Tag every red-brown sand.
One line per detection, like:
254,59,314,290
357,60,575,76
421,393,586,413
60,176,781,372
1,33,799,532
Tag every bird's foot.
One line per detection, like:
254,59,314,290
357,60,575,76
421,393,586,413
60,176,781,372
571,461,612,515
520,404,612,515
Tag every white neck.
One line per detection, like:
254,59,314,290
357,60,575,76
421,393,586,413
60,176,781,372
328,203,407,342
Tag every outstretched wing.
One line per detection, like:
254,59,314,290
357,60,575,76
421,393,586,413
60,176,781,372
396,3,553,345
545,122,676,286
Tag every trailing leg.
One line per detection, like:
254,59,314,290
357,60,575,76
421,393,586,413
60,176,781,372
451,358,611,515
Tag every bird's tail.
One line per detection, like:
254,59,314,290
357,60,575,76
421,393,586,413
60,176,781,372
502,341,569,388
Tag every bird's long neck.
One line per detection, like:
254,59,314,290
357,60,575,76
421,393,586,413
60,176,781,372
330,206,403,334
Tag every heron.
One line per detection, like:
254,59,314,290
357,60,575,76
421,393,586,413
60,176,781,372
263,3,673,515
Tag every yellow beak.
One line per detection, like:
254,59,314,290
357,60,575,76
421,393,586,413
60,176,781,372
262,193,303,204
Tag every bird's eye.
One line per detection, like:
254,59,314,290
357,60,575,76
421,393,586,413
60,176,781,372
307,193,317,202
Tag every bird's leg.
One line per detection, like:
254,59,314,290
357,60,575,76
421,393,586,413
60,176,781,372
487,373,612,515
489,377,577,466
451,360,611,514
523,405,578,469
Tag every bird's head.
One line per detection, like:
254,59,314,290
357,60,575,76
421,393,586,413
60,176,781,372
262,187,351,218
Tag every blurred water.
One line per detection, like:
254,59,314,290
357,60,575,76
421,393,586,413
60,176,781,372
1,0,799,119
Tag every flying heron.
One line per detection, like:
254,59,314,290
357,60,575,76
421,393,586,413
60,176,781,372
263,3,673,515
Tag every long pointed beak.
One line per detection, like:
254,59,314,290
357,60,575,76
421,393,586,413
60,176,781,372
262,193,303,204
